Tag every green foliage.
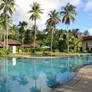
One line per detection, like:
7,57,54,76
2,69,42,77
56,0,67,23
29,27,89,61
54,49,59,52
35,47,43,52
0,49,6,56
0,1,89,54
83,50,88,53
60,3,77,25
18,21,28,44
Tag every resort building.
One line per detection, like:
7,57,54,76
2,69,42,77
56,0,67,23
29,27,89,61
8,40,21,53
22,42,40,48
0,40,21,53
0,41,4,48
77,35,92,52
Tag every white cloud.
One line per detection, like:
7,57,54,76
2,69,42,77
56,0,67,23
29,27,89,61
14,0,82,29
88,28,92,35
85,0,92,10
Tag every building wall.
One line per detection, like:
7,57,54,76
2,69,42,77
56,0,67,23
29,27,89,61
82,40,92,51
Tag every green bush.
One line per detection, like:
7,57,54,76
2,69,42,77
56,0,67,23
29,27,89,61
70,49,75,53
83,50,88,53
0,49,6,56
35,47,43,51
8,47,12,54
54,49,59,52
63,49,68,53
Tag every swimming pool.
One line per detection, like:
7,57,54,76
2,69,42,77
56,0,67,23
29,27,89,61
0,55,92,92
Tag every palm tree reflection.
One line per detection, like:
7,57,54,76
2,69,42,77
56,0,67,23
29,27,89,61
46,58,61,88
0,57,12,92
30,59,41,92
46,75,57,88
30,86,41,92
0,77,11,92
17,76,28,86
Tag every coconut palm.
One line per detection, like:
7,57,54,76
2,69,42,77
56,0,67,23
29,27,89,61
0,14,4,41
60,3,77,53
0,13,12,48
28,2,43,52
0,0,16,49
46,10,60,53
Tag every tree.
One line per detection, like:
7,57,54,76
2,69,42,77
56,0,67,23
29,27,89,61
60,3,77,53
9,24,19,40
83,30,89,36
58,29,67,52
24,29,31,44
18,21,27,44
0,13,12,48
0,0,16,49
28,2,43,52
46,10,60,52
70,36,81,53
71,28,80,36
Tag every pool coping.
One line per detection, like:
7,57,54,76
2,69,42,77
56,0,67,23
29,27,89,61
0,53,91,59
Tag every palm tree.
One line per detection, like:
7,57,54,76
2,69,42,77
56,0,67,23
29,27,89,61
0,14,4,42
60,3,77,53
46,10,60,53
18,21,27,44
0,13,12,48
28,2,43,52
0,0,16,50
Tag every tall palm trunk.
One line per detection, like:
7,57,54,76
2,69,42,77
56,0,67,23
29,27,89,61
3,26,6,48
34,18,36,53
4,34,6,48
51,28,54,54
67,26,69,53
6,24,8,50
4,10,8,50
22,34,24,45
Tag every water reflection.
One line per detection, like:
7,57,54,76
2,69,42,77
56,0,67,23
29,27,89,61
17,76,28,86
12,58,16,66
0,55,91,92
0,77,11,92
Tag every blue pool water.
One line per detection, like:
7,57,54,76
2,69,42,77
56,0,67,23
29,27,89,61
0,55,92,92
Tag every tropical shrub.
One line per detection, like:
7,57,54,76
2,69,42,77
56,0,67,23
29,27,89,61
0,49,6,56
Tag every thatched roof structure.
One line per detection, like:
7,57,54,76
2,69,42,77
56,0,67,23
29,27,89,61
8,40,21,46
0,41,3,48
22,44,31,48
22,42,40,48
30,42,40,47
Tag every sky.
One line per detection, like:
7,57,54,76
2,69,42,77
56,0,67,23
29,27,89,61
12,0,92,35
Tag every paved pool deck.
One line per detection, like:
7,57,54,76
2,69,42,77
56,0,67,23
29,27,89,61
43,65,92,92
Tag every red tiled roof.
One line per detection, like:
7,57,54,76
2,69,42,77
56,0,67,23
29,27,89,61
77,35,92,41
83,36,92,40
